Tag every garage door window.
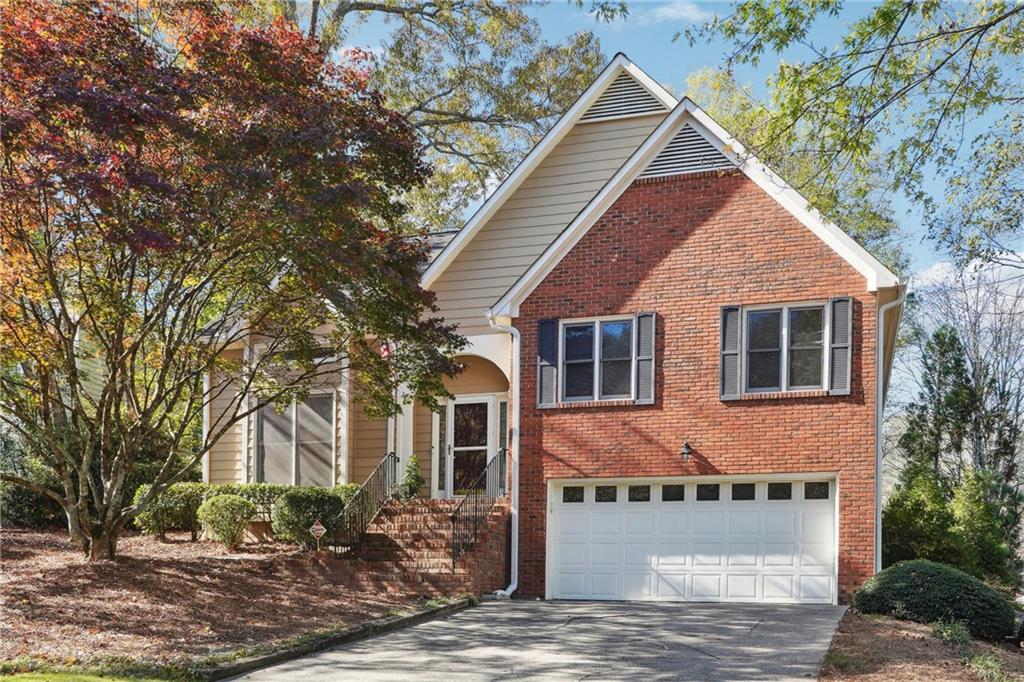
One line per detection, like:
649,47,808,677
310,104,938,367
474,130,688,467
628,485,651,502
805,481,830,499
767,482,792,500
595,485,617,502
731,483,755,500
562,486,584,503
662,484,685,501
696,484,719,501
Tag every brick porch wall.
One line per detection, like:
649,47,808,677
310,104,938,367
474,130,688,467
513,170,880,602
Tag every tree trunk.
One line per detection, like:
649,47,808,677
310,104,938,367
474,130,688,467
87,527,118,561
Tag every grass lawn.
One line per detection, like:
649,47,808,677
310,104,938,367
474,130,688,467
821,610,1024,681
1,529,424,678
6,674,165,681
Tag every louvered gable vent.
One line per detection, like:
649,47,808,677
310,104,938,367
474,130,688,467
580,72,669,122
639,123,734,179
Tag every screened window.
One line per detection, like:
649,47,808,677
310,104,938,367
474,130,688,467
561,318,634,401
745,304,826,393
256,394,334,487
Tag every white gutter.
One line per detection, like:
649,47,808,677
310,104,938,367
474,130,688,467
875,284,906,573
488,313,520,598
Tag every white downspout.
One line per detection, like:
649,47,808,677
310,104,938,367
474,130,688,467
875,284,906,573
488,314,520,598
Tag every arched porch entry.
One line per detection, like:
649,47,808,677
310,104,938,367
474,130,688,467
412,354,509,498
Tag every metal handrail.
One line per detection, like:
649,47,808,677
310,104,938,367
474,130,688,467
450,448,508,571
332,451,400,553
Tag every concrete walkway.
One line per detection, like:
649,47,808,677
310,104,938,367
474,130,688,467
233,600,846,681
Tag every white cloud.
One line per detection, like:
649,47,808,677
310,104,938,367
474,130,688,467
634,1,713,26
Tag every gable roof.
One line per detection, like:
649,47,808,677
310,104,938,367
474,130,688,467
419,53,677,288
490,98,901,317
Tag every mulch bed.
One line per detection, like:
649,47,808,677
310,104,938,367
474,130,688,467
0,529,420,667
821,609,1024,681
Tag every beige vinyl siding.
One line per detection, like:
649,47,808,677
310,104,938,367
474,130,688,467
413,403,433,494
430,113,666,335
206,358,244,484
350,402,388,485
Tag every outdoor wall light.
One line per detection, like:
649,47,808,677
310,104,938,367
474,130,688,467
681,441,692,463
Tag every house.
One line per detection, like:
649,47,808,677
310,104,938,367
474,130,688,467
203,54,904,604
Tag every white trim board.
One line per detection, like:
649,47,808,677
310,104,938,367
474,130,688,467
490,98,901,318
419,53,676,289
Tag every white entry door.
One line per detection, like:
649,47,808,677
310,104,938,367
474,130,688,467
436,394,508,498
548,478,837,604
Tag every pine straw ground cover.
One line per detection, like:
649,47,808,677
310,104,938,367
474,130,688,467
821,610,1024,681
0,529,422,675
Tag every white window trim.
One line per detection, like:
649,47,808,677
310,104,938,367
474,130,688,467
558,314,637,403
741,301,831,395
254,389,337,486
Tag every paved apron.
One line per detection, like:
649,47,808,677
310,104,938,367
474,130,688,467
233,600,846,681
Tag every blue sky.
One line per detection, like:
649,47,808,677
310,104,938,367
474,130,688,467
348,0,950,275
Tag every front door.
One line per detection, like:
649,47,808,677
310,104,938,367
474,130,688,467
438,394,506,498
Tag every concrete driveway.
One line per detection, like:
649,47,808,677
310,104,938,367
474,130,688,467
233,600,846,681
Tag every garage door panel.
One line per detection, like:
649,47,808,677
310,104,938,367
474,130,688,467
591,573,621,599
625,511,655,534
659,511,689,535
550,479,836,604
693,511,723,534
726,574,758,600
692,574,723,599
729,510,759,534
657,573,687,598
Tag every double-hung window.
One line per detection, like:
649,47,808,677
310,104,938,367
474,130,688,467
744,304,826,393
561,317,635,401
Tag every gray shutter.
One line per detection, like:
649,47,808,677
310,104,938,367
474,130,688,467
635,312,656,405
720,306,741,400
537,319,558,406
829,297,852,396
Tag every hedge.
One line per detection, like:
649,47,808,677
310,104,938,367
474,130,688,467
854,559,1016,639
197,494,255,549
271,487,347,549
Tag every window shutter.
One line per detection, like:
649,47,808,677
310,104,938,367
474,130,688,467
720,306,741,400
829,297,852,395
634,312,656,405
537,319,558,406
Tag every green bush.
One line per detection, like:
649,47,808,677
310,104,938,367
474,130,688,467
0,456,63,528
398,454,425,500
132,482,206,539
197,494,254,548
271,487,346,549
209,483,290,521
951,471,1015,585
855,560,1015,639
883,472,965,567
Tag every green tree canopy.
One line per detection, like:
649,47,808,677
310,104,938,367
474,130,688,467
240,0,625,232
685,69,905,272
692,1,1024,267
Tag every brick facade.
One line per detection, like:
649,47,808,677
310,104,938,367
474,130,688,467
513,170,880,601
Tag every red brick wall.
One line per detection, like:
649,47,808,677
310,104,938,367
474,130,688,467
514,170,880,601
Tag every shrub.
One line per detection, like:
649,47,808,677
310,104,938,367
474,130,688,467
133,482,207,540
0,457,62,528
197,494,254,549
855,560,1015,639
209,483,290,521
271,487,346,549
883,472,965,568
398,454,425,500
951,471,1016,585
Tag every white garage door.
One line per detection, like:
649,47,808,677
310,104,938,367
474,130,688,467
548,478,836,604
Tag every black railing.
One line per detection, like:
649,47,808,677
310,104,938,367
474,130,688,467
450,448,508,571
331,452,400,554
